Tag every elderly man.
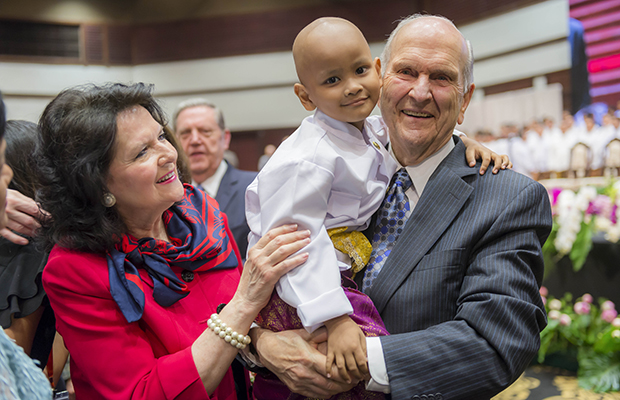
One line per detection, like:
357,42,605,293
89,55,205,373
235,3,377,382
173,99,256,258
249,14,552,400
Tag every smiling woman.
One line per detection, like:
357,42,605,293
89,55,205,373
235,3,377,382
33,82,311,400
106,106,185,241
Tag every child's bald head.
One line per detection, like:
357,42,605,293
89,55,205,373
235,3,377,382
293,17,369,84
292,17,381,131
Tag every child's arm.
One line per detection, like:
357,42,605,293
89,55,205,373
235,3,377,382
323,315,369,383
245,158,353,331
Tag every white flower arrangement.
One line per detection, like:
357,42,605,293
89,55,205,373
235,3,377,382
545,180,620,272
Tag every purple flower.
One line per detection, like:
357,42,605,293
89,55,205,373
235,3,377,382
602,301,616,311
601,309,618,323
581,293,594,304
574,301,591,315
612,204,618,224
587,195,613,217
560,314,572,326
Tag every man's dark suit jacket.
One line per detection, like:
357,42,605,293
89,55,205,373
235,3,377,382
214,162,257,260
361,137,552,400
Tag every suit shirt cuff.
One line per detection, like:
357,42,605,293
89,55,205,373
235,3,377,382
238,323,264,368
365,336,390,393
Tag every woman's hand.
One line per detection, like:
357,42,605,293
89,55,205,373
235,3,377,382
234,223,310,316
192,224,310,394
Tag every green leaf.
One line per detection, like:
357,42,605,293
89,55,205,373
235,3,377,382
542,224,558,280
594,327,620,353
577,348,620,393
570,218,595,272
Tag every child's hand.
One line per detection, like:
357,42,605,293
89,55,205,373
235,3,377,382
323,315,368,384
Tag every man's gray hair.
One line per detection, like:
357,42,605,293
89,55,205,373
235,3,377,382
380,14,474,92
173,98,226,131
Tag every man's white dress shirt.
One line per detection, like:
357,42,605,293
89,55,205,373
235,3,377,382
192,159,228,197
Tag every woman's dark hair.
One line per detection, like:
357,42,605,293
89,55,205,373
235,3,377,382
5,120,38,199
36,82,190,254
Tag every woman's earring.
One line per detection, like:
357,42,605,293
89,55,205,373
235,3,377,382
103,193,116,207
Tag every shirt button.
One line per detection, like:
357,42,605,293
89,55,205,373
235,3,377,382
373,141,381,149
181,270,195,283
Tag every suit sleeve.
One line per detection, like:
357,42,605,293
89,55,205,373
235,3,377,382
380,180,551,400
42,251,210,400
245,159,353,332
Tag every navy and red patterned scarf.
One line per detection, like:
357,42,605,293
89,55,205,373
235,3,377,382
107,184,238,323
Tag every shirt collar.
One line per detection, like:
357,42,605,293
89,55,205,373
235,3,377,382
313,109,367,143
389,135,455,196
192,160,228,197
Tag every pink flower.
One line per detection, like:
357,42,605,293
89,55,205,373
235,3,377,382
601,309,618,323
560,314,572,326
581,293,593,304
550,188,563,206
540,286,548,297
574,301,591,315
542,296,547,306
601,301,616,311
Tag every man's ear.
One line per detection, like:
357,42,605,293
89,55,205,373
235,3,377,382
223,129,231,150
294,83,316,112
458,84,475,125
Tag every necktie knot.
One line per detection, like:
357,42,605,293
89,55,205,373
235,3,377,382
392,168,413,192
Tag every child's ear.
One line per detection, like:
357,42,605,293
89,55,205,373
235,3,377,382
373,57,382,86
294,83,316,112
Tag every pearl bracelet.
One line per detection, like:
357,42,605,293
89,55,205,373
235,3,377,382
207,313,251,350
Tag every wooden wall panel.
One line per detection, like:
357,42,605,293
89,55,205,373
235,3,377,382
108,25,132,65
130,0,417,64
422,0,542,25
230,127,295,172
83,25,105,64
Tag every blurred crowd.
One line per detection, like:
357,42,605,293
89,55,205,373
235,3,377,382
476,105,620,180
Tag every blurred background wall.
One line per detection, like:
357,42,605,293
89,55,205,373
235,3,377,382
1,0,618,171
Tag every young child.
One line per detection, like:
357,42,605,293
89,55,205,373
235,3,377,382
245,17,500,399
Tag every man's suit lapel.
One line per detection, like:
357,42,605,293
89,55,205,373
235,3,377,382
367,140,477,314
215,164,237,213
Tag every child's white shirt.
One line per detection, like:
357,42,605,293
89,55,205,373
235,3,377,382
245,110,398,331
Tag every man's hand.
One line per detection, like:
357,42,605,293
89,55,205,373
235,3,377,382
0,189,44,245
252,327,357,398
461,135,512,175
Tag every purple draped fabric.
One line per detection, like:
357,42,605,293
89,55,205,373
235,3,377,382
254,273,388,400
